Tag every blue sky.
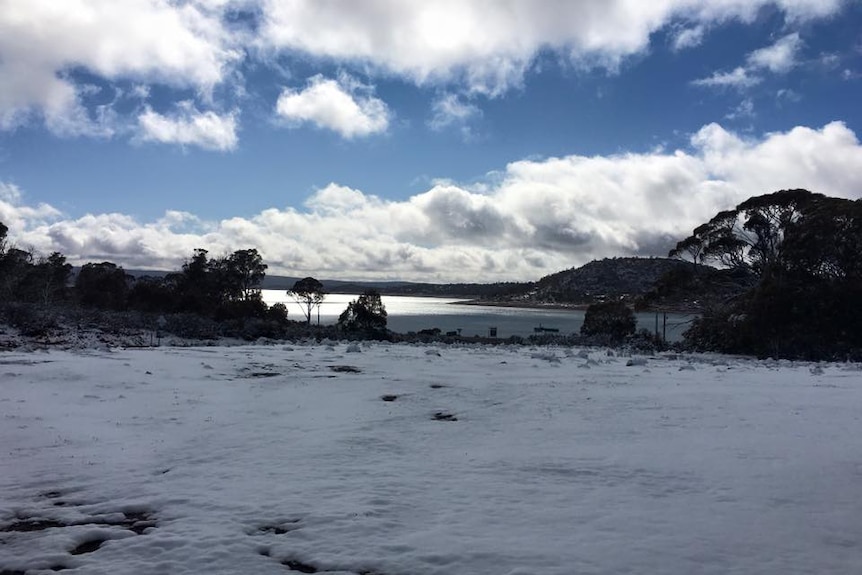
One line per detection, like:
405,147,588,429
1,0,862,282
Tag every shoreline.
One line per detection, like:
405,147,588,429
452,298,701,314
453,299,590,311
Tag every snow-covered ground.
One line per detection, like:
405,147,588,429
1,342,861,574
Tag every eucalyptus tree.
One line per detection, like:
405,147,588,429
338,290,387,334
288,277,325,325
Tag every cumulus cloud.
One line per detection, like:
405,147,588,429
137,102,239,151
4,122,862,282
275,74,390,138
257,0,843,94
0,183,63,240
0,0,238,135
0,0,850,139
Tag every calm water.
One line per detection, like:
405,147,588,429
261,290,695,341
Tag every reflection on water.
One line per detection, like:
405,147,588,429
261,291,695,341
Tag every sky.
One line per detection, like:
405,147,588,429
1,0,862,283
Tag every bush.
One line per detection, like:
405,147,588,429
0,302,57,337
267,303,289,323
163,313,221,340
337,290,388,336
580,301,636,343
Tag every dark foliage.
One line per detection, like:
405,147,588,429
75,262,130,310
0,302,58,337
130,248,272,320
637,264,754,311
30,252,73,305
338,290,388,336
669,189,822,276
0,229,289,343
580,301,636,343
128,275,175,313
1,245,73,306
675,190,862,359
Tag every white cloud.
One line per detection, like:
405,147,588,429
747,33,802,73
672,25,706,51
137,103,238,151
275,74,390,138
0,0,850,139
0,183,62,238
691,121,862,198
692,67,762,89
776,88,802,102
725,98,755,120
428,93,482,138
0,0,239,135
4,122,862,282
257,0,844,95
694,32,805,91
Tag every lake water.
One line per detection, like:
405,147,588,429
261,290,695,341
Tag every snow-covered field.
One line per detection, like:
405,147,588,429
2,342,861,574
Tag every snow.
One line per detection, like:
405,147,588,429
2,342,861,574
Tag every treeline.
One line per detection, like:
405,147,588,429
666,189,862,360
0,222,393,341
0,227,292,338
0,226,280,321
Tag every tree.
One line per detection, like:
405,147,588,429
670,189,822,277
29,252,72,305
160,248,270,318
223,249,267,302
128,275,174,313
0,247,33,301
780,197,862,280
75,262,129,310
338,290,387,334
289,277,325,325
676,191,862,359
267,302,289,323
580,300,636,343
668,234,705,272
167,249,221,314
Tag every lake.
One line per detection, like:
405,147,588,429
261,290,695,341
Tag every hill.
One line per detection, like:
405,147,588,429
496,257,691,305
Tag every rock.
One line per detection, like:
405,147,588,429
432,412,458,422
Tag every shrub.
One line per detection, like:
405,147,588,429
580,301,636,343
338,290,388,336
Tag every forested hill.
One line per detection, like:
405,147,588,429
519,257,691,305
